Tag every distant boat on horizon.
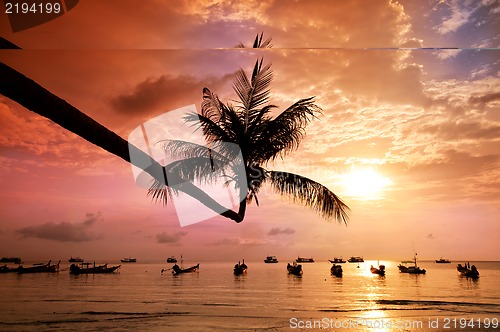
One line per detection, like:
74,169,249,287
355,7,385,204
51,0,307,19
0,257,22,264
121,258,137,263
435,258,451,263
329,257,346,264
166,256,177,263
69,256,84,263
264,256,278,263
348,256,364,263
296,257,314,263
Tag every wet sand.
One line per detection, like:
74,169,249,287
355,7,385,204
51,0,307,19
141,310,500,331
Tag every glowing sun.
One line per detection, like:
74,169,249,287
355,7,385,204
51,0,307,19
339,167,392,200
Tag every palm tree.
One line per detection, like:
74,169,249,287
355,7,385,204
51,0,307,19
150,51,349,224
0,34,349,224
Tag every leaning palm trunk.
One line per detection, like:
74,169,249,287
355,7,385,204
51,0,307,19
0,62,244,222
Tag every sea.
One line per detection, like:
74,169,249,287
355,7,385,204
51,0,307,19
0,260,499,331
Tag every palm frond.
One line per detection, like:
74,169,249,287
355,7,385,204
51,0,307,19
233,58,273,112
163,156,228,185
235,33,273,48
147,155,235,205
184,111,234,144
246,104,276,133
157,139,238,164
272,97,321,132
246,164,266,206
253,33,273,48
267,171,350,224
251,97,321,163
201,87,223,120
219,104,246,142
147,177,175,205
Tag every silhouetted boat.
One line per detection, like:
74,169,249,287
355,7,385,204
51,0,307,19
329,257,346,264
287,262,303,276
370,263,386,276
0,257,22,264
69,256,84,263
398,253,426,274
435,258,451,263
233,260,248,275
330,264,343,277
457,262,479,278
0,264,19,273
166,256,177,263
121,257,137,263
348,256,364,263
70,262,120,275
172,263,199,275
457,262,469,273
296,257,314,263
18,260,60,274
264,256,278,263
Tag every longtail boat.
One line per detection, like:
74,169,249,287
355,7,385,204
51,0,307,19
172,263,199,275
233,260,248,275
18,260,60,273
330,264,343,277
70,262,120,275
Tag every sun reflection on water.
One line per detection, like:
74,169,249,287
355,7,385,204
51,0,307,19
358,308,389,331
357,262,392,331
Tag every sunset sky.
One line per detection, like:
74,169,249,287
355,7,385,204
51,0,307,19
0,0,499,262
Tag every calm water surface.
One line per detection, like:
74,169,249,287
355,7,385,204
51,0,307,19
1,260,499,331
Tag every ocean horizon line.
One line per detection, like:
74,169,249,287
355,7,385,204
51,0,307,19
5,258,500,264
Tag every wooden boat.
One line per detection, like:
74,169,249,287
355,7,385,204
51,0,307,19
329,257,346,264
70,262,120,275
264,256,278,263
330,264,343,277
0,257,22,264
69,256,84,263
370,264,386,276
287,262,303,276
348,256,364,263
457,263,479,278
18,260,60,273
435,258,451,263
398,253,426,274
172,263,199,275
121,257,137,263
0,264,20,273
457,263,469,273
166,256,177,263
233,260,248,275
296,257,314,263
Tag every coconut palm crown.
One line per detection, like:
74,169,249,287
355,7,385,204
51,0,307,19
149,48,349,224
